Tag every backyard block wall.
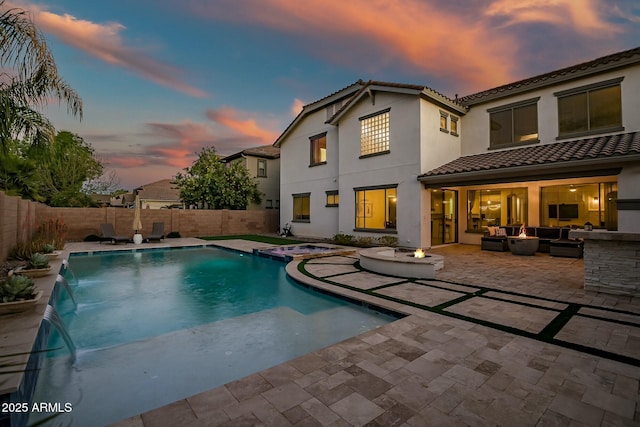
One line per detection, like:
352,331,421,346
0,191,280,262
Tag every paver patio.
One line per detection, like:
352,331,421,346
91,241,639,426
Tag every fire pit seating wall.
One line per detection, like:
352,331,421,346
481,226,583,258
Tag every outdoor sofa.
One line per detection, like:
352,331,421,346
481,226,582,258
549,227,584,258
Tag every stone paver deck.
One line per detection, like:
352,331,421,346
34,240,640,427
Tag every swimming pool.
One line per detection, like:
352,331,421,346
30,247,397,426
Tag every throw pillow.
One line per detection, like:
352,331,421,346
496,228,507,237
488,226,497,237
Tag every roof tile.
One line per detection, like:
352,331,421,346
420,131,640,178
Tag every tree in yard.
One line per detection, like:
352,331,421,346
174,147,261,209
0,1,82,154
29,131,103,206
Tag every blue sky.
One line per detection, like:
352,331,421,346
5,0,640,190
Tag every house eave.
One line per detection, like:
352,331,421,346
461,50,640,107
417,156,640,188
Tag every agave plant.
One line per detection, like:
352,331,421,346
42,243,56,254
0,273,36,302
27,252,49,269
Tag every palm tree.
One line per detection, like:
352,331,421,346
0,0,82,153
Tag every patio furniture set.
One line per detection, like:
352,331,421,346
99,223,165,244
481,226,584,258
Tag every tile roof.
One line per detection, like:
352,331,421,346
419,131,640,183
137,179,181,201
460,46,640,106
327,79,464,124
239,145,280,158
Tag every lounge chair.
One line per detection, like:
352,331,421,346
146,222,165,242
100,223,130,244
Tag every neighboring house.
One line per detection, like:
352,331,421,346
275,47,640,248
136,179,183,209
223,145,281,210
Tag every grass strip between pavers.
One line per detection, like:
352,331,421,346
295,258,640,367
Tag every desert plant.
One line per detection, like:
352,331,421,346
332,233,355,245
35,218,67,250
27,253,49,269
9,240,40,260
42,243,57,254
376,235,399,247
0,274,37,303
355,236,374,247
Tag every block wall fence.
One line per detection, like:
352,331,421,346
0,191,279,262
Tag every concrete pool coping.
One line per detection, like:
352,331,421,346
2,238,639,427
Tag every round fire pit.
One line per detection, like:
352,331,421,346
508,236,539,256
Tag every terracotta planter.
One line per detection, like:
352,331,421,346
0,290,43,314
14,266,52,278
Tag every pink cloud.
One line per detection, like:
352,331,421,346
485,0,617,36
206,107,280,144
290,98,305,117
7,1,208,98
186,0,519,91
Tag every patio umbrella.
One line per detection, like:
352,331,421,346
133,194,142,235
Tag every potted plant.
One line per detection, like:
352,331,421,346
0,273,42,314
42,243,61,260
14,253,52,278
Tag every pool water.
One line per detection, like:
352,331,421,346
30,247,396,426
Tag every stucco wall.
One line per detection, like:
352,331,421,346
461,67,640,156
279,105,339,238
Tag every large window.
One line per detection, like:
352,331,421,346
540,182,617,230
355,185,397,231
292,193,310,222
310,133,326,166
556,78,623,138
467,188,527,231
360,109,390,157
488,98,539,147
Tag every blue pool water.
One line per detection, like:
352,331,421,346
30,247,397,426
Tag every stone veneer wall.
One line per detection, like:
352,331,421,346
572,230,640,296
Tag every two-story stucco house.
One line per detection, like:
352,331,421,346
275,47,640,248
223,145,280,210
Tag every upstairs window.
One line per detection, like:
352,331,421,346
450,116,459,136
488,98,539,148
556,78,623,138
360,109,390,157
440,111,449,133
257,159,267,177
310,133,327,166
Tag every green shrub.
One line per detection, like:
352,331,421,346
332,234,355,245
355,236,374,247
376,235,399,247
1,274,37,303
167,231,181,238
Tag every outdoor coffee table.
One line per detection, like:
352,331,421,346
507,236,539,256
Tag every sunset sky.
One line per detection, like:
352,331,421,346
5,0,640,190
